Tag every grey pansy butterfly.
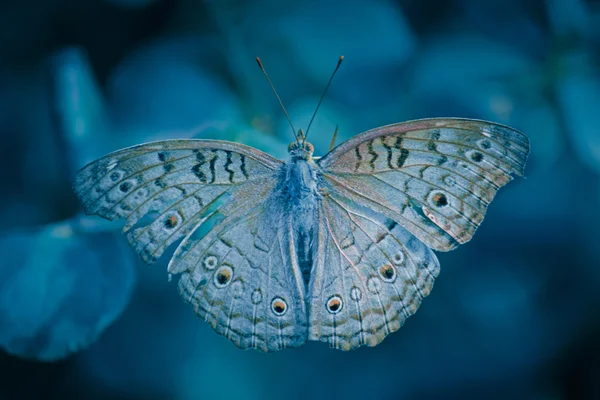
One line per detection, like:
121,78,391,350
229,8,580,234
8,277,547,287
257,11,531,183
73,58,529,352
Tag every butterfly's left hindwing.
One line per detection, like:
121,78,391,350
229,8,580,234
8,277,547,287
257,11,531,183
174,202,308,351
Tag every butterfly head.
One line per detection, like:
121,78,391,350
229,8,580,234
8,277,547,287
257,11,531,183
288,140,314,161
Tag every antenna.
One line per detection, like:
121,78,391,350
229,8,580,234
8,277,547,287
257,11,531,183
328,125,339,151
304,55,344,143
256,57,299,143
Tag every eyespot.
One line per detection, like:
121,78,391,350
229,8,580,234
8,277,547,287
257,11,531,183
157,151,169,162
119,181,133,192
203,255,218,270
214,265,233,288
271,297,288,316
230,280,244,297
135,187,149,199
164,214,179,229
163,163,175,173
429,191,448,207
379,264,396,282
469,151,484,162
326,295,343,314
350,286,362,301
367,276,382,293
109,170,124,182
392,251,404,265
478,139,492,149
251,289,263,304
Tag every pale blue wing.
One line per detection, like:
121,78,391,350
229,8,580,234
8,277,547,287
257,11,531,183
173,197,308,351
317,118,529,252
308,194,440,350
74,139,307,351
74,139,281,263
308,117,529,349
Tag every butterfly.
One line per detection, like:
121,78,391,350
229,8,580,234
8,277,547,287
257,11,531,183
73,57,529,352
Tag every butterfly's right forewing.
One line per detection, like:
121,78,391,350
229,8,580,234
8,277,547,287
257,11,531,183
317,118,529,251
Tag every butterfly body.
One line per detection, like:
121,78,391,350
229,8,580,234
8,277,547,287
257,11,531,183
283,158,319,284
74,118,529,352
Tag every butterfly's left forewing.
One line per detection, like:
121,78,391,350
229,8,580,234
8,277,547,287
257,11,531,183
74,139,282,263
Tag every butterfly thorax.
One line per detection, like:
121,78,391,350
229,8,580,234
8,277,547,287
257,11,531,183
284,140,319,211
287,141,315,162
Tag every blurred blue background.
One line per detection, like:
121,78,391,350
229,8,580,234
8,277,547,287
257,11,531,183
1,0,599,399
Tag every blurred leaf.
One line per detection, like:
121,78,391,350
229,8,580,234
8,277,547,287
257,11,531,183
275,0,415,79
556,51,600,174
106,36,242,147
208,0,415,131
1,66,75,226
459,0,546,54
52,47,109,171
546,0,591,38
411,34,533,102
0,217,135,361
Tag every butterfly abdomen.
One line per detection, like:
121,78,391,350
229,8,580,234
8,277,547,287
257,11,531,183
279,159,321,291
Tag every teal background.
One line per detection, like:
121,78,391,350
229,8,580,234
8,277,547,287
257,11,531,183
1,0,599,399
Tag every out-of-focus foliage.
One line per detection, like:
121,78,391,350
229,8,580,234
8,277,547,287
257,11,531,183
0,218,135,361
1,0,599,399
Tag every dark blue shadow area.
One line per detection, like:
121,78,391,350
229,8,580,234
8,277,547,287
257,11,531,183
1,0,599,399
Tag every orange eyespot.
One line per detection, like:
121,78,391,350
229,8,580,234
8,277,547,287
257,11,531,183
326,295,343,314
432,192,448,207
271,297,288,316
379,264,396,282
214,265,233,288
216,268,231,285
165,215,178,229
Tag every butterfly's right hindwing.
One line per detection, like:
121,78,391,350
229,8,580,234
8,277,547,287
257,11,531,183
308,194,440,350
